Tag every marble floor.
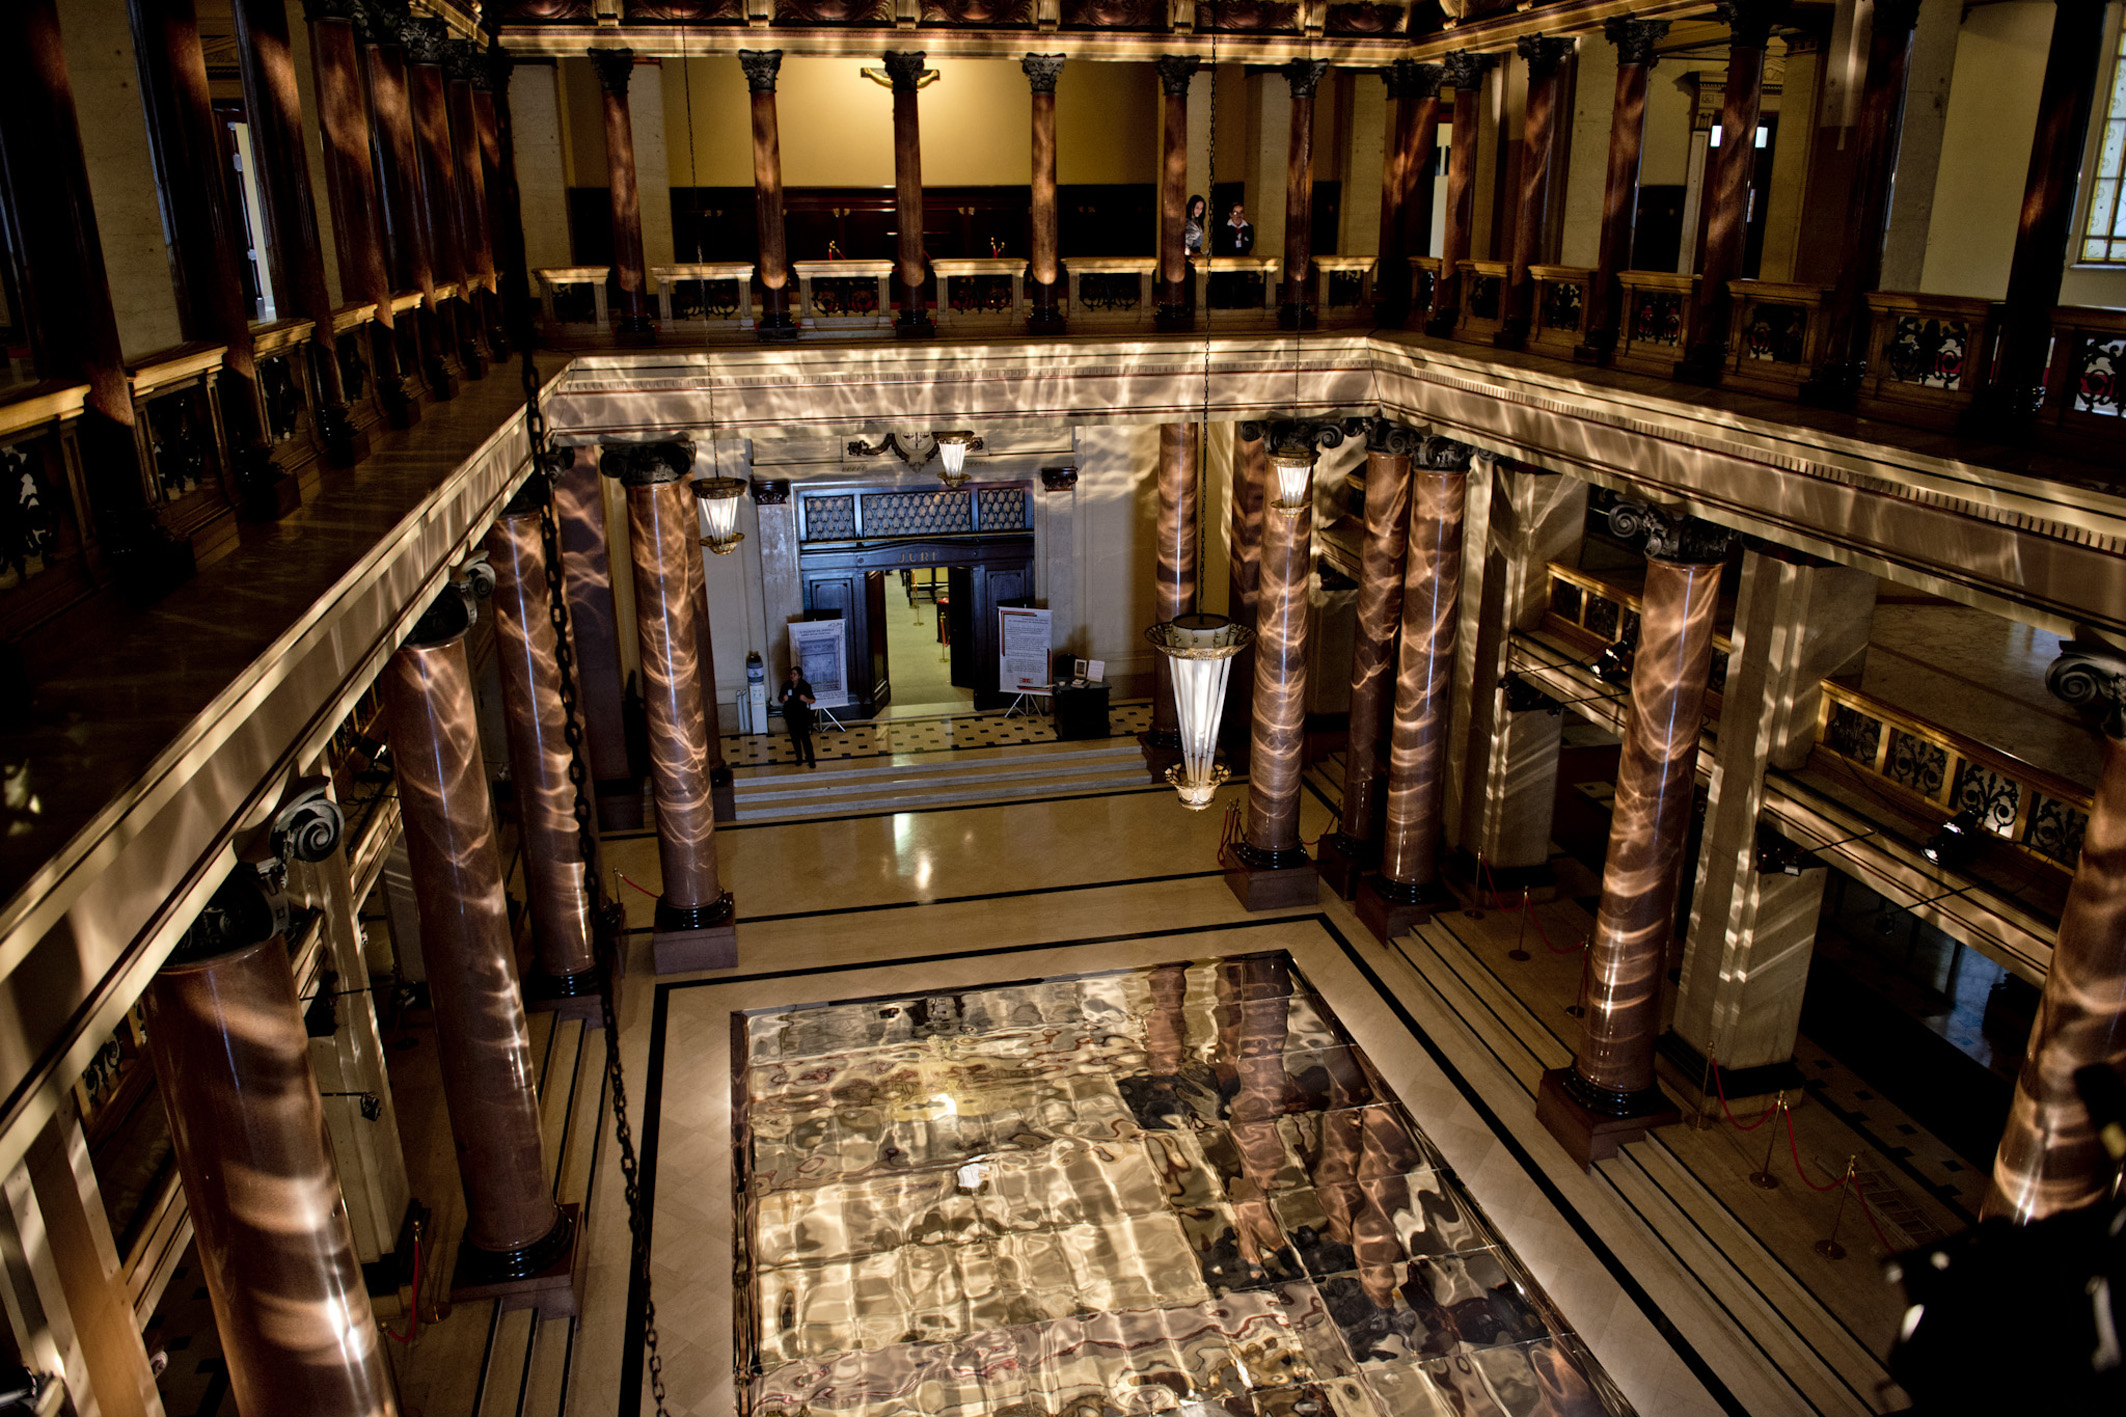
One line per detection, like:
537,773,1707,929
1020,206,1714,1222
718,702,1155,770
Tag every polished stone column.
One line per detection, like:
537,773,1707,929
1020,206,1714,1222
1804,0,1924,403
363,8,456,399
1538,503,1732,1168
381,590,573,1281
1278,60,1330,330
554,453,641,831
1227,423,1330,911
145,916,396,1417
1153,56,1198,330
1320,422,1416,899
604,442,737,972
1986,646,2126,1223
1147,423,1199,755
1970,0,2109,430
485,481,599,1005
1577,18,1669,360
474,41,528,361
1498,36,1575,349
232,0,366,466
1425,51,1495,337
446,42,500,359
129,0,279,484
739,51,797,340
588,47,655,343
1221,425,1269,759
686,505,735,821
404,19,483,380
0,0,157,534
1358,438,1470,940
307,0,419,427
1678,0,1776,380
884,52,934,338
1374,61,1444,327
1024,54,1068,335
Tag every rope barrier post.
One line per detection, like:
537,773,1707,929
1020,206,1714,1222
1814,1154,1858,1259
1464,851,1486,918
1749,1092,1787,1190
1508,887,1532,961
1563,945,1590,1018
1687,1051,1717,1132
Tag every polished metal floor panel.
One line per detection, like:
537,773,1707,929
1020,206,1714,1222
735,953,1632,1416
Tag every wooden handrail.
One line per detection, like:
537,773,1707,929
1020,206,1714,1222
1817,678,2094,811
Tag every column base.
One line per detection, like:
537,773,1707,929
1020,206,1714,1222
1671,348,1725,386
1154,304,1195,332
1798,363,1863,411
596,777,646,832
526,966,606,1024
614,315,658,346
377,378,422,428
1314,833,1377,901
1535,1068,1681,1170
1355,874,1452,943
652,894,737,973
1276,301,1317,331
457,345,489,381
896,313,936,339
1571,334,1616,366
1654,1030,1802,1114
1422,309,1459,338
451,1203,583,1318
1224,843,1317,911
1137,731,1183,782
755,311,800,342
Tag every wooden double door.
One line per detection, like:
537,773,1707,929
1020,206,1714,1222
798,537,1035,716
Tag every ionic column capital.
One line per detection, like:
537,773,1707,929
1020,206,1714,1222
406,585,475,649
1413,435,1476,470
750,477,792,505
1239,417,1348,461
2048,642,2126,742
598,440,695,487
1608,499,1735,564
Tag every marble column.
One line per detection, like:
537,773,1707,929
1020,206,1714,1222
1374,61,1443,328
739,50,797,340
1670,552,1873,1086
485,480,600,1005
231,0,365,466
1147,423,1199,755
129,0,280,485
1804,0,1925,403
1425,51,1495,337
1986,645,2126,1223
1971,0,2110,430
1578,18,1669,361
1278,60,1330,330
1024,54,1067,335
555,452,642,831
307,0,419,427
0,0,157,535
884,52,934,338
1221,425,1269,760
687,499,735,821
1498,36,1576,350
474,41,528,360
1538,503,1732,1168
145,906,396,1417
381,590,574,1282
446,42,500,359
1154,56,1198,330
1320,422,1416,899
1358,438,1471,940
1228,423,1333,911
362,8,456,400
1678,0,1776,380
404,19,483,379
604,442,737,972
588,46,654,343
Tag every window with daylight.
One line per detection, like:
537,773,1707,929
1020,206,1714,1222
2082,21,2126,262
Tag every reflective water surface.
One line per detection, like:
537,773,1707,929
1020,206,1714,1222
737,953,1632,1416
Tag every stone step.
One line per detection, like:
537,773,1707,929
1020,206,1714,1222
730,738,1158,822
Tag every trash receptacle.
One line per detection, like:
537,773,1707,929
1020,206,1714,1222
1053,681,1111,740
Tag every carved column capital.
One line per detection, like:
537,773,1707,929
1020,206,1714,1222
1341,415,1425,454
399,15,450,65
445,40,486,85
350,0,408,45
2048,642,2126,742
1608,500,1735,564
1413,435,1475,470
1603,15,1671,67
881,51,929,92
1153,54,1199,97
1040,465,1079,492
738,49,783,93
1383,59,1445,101
1285,58,1332,100
1240,418,1348,460
598,440,695,487
1022,53,1065,94
588,47,636,97
1516,34,1576,79
477,42,514,91
750,477,791,505
1441,50,1497,91
300,0,359,22
1713,0,1783,50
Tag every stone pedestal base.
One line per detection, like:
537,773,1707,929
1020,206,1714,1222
525,970,606,1025
422,363,460,402
1355,876,1451,943
1314,836,1375,901
1535,1069,1681,1170
652,921,738,974
458,347,489,381
1223,857,1317,911
1654,1031,1801,1115
711,768,737,823
320,427,371,469
450,1203,584,1319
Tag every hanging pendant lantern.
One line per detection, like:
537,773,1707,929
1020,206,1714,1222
1144,612,1254,809
1267,445,1316,515
692,476,749,555
933,430,979,488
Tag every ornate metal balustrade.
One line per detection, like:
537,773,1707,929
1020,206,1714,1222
2039,304,2126,458
1193,256,1279,314
653,262,757,327
1315,256,1375,324
252,318,318,464
1610,271,1696,376
1724,280,1834,395
1407,255,1439,318
795,260,896,330
1541,561,1732,711
1453,259,1509,344
1858,292,1993,425
933,259,1023,325
1528,264,1592,356
0,382,99,637
127,343,239,559
1070,258,1156,325
537,266,611,328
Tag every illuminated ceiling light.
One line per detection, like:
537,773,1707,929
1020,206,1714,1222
933,430,978,489
846,430,984,488
1144,613,1254,810
692,476,748,555
1267,447,1316,515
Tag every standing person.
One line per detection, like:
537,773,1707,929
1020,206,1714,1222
779,663,817,767
1183,194,1208,256
1216,202,1254,256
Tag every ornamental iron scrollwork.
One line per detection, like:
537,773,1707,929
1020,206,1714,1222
2071,336,2123,418
812,277,880,317
1884,316,1969,390
2046,640,2126,741
1823,703,1882,766
1950,760,2020,837
1327,269,1367,308
1633,291,1684,347
0,444,61,586
948,275,1016,315
145,391,213,503
1606,500,1734,564
1884,730,1947,799
1541,280,1583,332
1466,274,1501,321
2024,795,2089,867
1583,594,1620,641
259,354,306,443
1744,302,1807,364
1077,274,1139,312
802,494,856,540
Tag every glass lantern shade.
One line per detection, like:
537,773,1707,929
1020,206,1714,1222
934,431,977,485
1267,450,1315,514
1143,613,1255,809
692,476,749,555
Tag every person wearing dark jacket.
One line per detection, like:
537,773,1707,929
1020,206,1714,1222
1215,202,1254,256
779,664,817,767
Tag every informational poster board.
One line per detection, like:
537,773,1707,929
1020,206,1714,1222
787,619,850,709
998,605,1053,691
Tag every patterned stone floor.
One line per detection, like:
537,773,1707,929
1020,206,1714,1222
723,702,1155,769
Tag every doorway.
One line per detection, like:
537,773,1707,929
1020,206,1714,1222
884,566,974,717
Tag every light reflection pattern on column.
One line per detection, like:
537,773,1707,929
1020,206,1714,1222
1146,613,1253,809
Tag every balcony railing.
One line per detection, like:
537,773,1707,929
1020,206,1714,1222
1194,256,1280,314
794,260,895,331
2039,303,2126,456
1724,280,1834,395
1071,258,1156,326
127,343,239,561
1541,562,1732,713
1858,292,1994,425
1453,259,1511,344
1529,265,1593,356
1316,256,1375,322
1611,272,1697,376
932,258,1024,328
651,262,757,329
0,381,100,638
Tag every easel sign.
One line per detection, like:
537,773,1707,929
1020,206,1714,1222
787,619,850,710
998,605,1053,691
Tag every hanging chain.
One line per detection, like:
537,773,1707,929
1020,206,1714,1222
1198,29,1218,584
